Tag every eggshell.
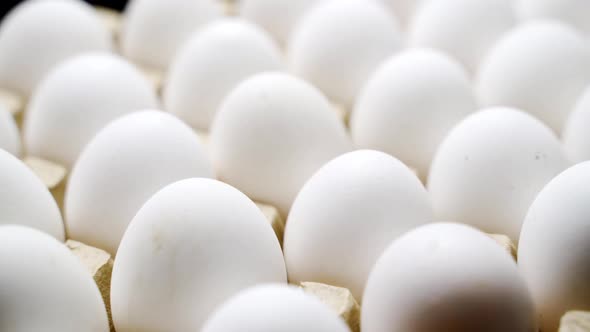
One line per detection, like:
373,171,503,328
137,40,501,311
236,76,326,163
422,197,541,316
111,178,286,332
24,53,158,168
563,87,590,163
376,0,428,29
0,225,108,332
0,0,111,96
239,0,323,46
0,106,20,156
476,20,590,133
517,0,590,36
362,222,536,332
164,19,283,130
351,49,476,179
283,150,433,299
287,0,402,108
408,0,516,73
428,107,569,241
0,149,64,240
121,0,221,70
518,162,590,331
201,284,350,332
210,72,351,215
65,111,212,254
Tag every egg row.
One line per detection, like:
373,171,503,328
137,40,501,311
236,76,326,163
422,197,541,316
0,65,578,246
1,0,590,164
3,145,590,331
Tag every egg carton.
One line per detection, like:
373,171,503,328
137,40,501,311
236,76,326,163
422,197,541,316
3,3,587,332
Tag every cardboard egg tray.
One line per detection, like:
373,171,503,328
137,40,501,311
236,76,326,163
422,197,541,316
0,3,585,332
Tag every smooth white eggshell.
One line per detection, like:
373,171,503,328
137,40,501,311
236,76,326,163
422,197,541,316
164,19,283,130
111,178,286,332
24,53,158,168
563,87,590,162
202,284,350,332
65,111,212,254
351,49,476,179
121,0,221,70
519,162,590,331
210,72,351,215
284,150,433,300
408,0,516,74
0,149,64,240
288,0,402,108
239,0,324,46
0,225,108,332
428,107,569,241
0,0,111,96
476,20,590,133
362,222,536,332
376,0,428,29
0,107,20,156
517,0,590,36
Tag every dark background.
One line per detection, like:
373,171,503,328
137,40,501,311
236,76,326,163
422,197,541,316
1,0,129,20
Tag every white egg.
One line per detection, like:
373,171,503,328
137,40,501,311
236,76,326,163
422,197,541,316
376,0,428,29
517,0,590,36
519,162,590,331
65,111,211,254
408,0,516,74
0,107,20,156
24,53,158,168
0,225,108,332
284,150,433,300
111,178,286,332
0,149,64,240
362,222,536,332
239,0,324,46
476,20,590,133
351,49,477,179
201,284,350,332
164,19,283,130
0,0,111,96
210,72,351,215
121,0,221,71
563,86,590,163
288,0,402,108
428,107,569,241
